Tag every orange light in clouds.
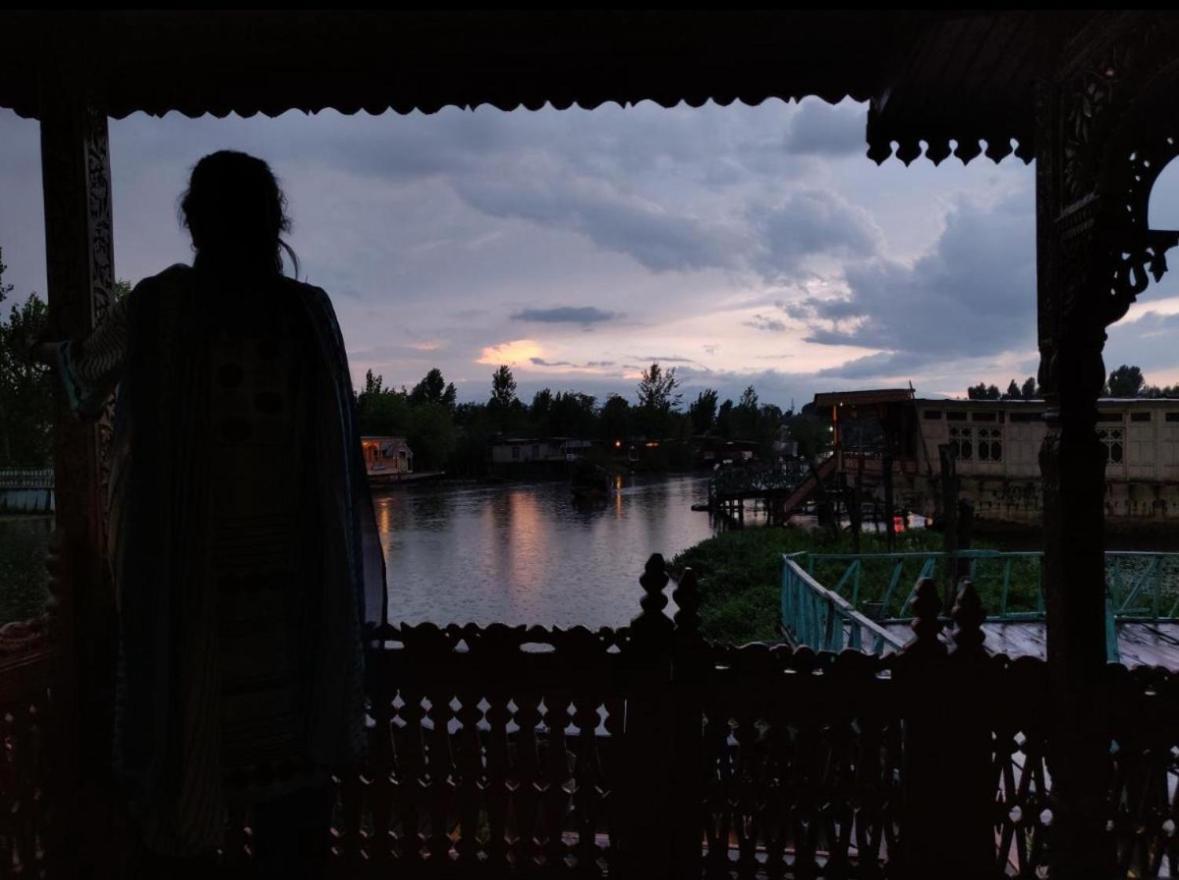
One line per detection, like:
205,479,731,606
477,339,543,366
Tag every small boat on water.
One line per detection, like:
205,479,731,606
571,460,612,504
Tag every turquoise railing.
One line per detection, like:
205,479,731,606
784,550,1179,662
780,553,906,655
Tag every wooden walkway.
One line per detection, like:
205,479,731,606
882,619,1179,668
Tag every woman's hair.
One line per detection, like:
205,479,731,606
179,150,299,277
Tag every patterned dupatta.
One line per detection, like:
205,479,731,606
67,264,386,851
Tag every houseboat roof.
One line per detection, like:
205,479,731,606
912,397,1179,407
813,389,916,408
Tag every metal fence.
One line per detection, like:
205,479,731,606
782,550,1179,664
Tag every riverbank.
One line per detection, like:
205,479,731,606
671,528,952,644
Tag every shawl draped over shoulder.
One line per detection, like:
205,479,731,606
55,264,386,851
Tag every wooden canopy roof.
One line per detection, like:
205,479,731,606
1,10,1097,164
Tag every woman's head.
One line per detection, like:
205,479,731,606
180,151,297,276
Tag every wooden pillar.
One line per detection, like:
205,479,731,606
1034,75,1116,876
39,62,120,878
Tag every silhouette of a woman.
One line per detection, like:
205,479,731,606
40,151,385,878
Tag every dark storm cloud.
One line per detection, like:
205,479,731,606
631,355,697,364
744,313,787,332
783,99,866,157
814,350,936,379
752,189,881,277
530,356,618,369
794,193,1036,359
512,306,619,324
454,165,742,273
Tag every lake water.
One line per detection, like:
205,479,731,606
374,473,716,629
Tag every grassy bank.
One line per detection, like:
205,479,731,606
670,527,946,644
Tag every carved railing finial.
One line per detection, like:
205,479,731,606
638,553,669,620
905,577,944,653
951,578,987,657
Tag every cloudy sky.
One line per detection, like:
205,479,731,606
4,99,1179,408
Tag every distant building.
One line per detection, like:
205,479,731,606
361,436,413,478
488,437,594,466
811,389,1179,524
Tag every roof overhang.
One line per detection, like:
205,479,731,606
0,10,1100,166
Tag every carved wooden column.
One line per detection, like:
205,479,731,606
1036,14,1179,875
39,49,120,878
1036,63,1121,875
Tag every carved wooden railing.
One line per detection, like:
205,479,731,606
0,615,53,879
1,557,1176,877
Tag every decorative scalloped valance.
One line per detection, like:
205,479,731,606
0,10,1098,166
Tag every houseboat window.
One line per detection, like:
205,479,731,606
1131,412,1151,422
946,412,967,422
1168,413,1179,422
972,412,996,422
1009,412,1042,423
990,430,1002,462
1098,428,1124,464
512,446,521,460
950,426,973,459
976,428,1002,461
923,410,943,420
1097,413,1125,423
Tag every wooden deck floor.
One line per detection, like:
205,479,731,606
881,620,1179,668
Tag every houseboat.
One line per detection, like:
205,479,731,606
812,389,1179,525
361,435,414,484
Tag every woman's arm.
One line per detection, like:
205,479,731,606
33,295,130,420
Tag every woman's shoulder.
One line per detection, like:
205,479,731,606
278,277,336,314
125,264,193,298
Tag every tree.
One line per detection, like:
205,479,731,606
1003,380,1022,400
1107,364,1144,398
406,402,456,471
716,398,735,438
1021,376,1037,400
530,388,553,434
635,362,681,412
600,394,631,443
489,365,517,409
409,367,456,409
356,369,410,436
966,382,1001,400
688,389,718,435
549,392,596,437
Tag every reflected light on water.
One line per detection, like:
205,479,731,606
375,474,713,628
376,497,394,535
506,488,546,597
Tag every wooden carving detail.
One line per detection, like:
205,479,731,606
1056,14,1179,330
336,622,628,873
84,104,117,537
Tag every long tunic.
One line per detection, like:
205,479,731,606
54,264,386,855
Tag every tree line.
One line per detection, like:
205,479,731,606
966,365,1179,401
355,362,794,476
0,246,804,475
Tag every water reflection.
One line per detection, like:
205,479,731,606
373,474,714,629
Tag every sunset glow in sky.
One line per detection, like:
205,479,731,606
4,99,1179,406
